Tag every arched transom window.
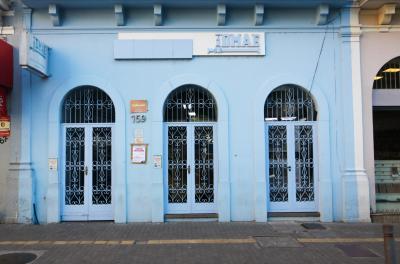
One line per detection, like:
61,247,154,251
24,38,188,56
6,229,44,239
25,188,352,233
62,86,115,123
373,57,400,89
164,85,218,122
264,85,317,122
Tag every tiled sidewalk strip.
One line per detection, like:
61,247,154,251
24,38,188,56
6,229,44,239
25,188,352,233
146,238,256,245
0,237,397,246
0,238,254,246
0,240,133,246
297,238,385,243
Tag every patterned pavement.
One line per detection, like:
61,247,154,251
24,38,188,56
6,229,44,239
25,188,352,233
0,222,398,264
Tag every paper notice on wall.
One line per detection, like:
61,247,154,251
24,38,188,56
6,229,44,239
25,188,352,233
153,155,162,169
131,144,147,164
48,158,58,171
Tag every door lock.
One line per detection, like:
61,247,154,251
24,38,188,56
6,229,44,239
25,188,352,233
288,166,292,172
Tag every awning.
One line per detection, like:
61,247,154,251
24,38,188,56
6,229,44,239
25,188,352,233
0,39,13,91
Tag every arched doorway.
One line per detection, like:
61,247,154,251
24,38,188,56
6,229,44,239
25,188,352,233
164,85,218,214
372,57,400,214
61,86,115,221
265,85,318,213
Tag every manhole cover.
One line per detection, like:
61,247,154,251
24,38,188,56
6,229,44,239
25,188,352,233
335,244,379,258
0,253,37,264
301,223,326,230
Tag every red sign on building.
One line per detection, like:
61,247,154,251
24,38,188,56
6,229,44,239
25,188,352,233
0,39,13,90
0,39,13,138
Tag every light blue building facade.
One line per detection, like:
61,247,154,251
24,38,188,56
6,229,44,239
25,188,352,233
1,0,372,223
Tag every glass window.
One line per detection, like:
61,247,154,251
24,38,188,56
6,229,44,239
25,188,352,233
373,57,400,89
62,86,115,124
164,85,217,122
264,85,317,122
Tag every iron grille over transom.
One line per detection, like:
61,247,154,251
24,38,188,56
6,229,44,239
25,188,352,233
62,86,115,123
373,57,400,89
164,85,217,122
264,85,317,122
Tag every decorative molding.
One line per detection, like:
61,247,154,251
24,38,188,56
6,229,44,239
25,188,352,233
340,6,361,40
340,28,361,41
114,4,125,26
316,4,330,25
23,8,32,31
48,4,61,26
217,4,226,26
0,1,12,27
378,4,396,25
154,4,162,26
0,25,13,35
0,0,10,11
254,4,264,26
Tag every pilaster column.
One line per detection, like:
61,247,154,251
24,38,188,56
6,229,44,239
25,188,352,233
339,6,370,222
5,7,34,224
6,66,34,223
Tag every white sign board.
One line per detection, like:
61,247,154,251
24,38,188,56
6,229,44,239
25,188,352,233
153,155,162,169
118,32,265,56
20,34,50,78
131,144,147,164
48,158,58,171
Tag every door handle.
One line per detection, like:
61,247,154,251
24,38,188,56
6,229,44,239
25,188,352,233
187,165,191,174
288,166,292,172
84,166,88,176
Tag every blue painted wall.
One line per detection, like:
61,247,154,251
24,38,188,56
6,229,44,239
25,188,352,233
26,6,354,222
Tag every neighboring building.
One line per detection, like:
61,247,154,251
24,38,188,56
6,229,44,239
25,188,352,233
0,0,27,223
0,0,374,223
360,0,400,220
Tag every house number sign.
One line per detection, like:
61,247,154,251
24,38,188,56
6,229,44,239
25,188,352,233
131,100,148,123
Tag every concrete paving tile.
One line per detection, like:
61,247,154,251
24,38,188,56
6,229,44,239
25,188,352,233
335,244,379,258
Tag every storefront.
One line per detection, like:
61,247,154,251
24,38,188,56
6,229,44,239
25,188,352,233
0,39,12,142
0,38,13,222
8,0,372,223
360,1,400,221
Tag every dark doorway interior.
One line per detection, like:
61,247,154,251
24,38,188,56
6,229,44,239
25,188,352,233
373,107,400,213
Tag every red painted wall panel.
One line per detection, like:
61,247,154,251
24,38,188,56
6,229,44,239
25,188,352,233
0,39,13,90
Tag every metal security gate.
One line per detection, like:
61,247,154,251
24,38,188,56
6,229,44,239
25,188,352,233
265,85,318,213
166,124,216,213
163,85,218,214
61,86,115,221
267,123,317,212
62,125,113,220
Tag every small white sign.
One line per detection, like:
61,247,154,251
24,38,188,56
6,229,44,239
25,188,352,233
153,155,162,169
135,128,144,138
118,32,265,56
48,158,58,171
134,137,144,144
20,34,50,78
134,128,144,144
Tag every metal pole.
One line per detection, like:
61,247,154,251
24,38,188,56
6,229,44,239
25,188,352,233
383,224,398,264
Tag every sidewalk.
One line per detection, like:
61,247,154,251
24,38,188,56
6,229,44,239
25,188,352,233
0,222,398,264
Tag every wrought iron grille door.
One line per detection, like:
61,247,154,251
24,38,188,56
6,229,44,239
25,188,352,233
166,124,216,213
63,125,114,221
267,123,317,212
